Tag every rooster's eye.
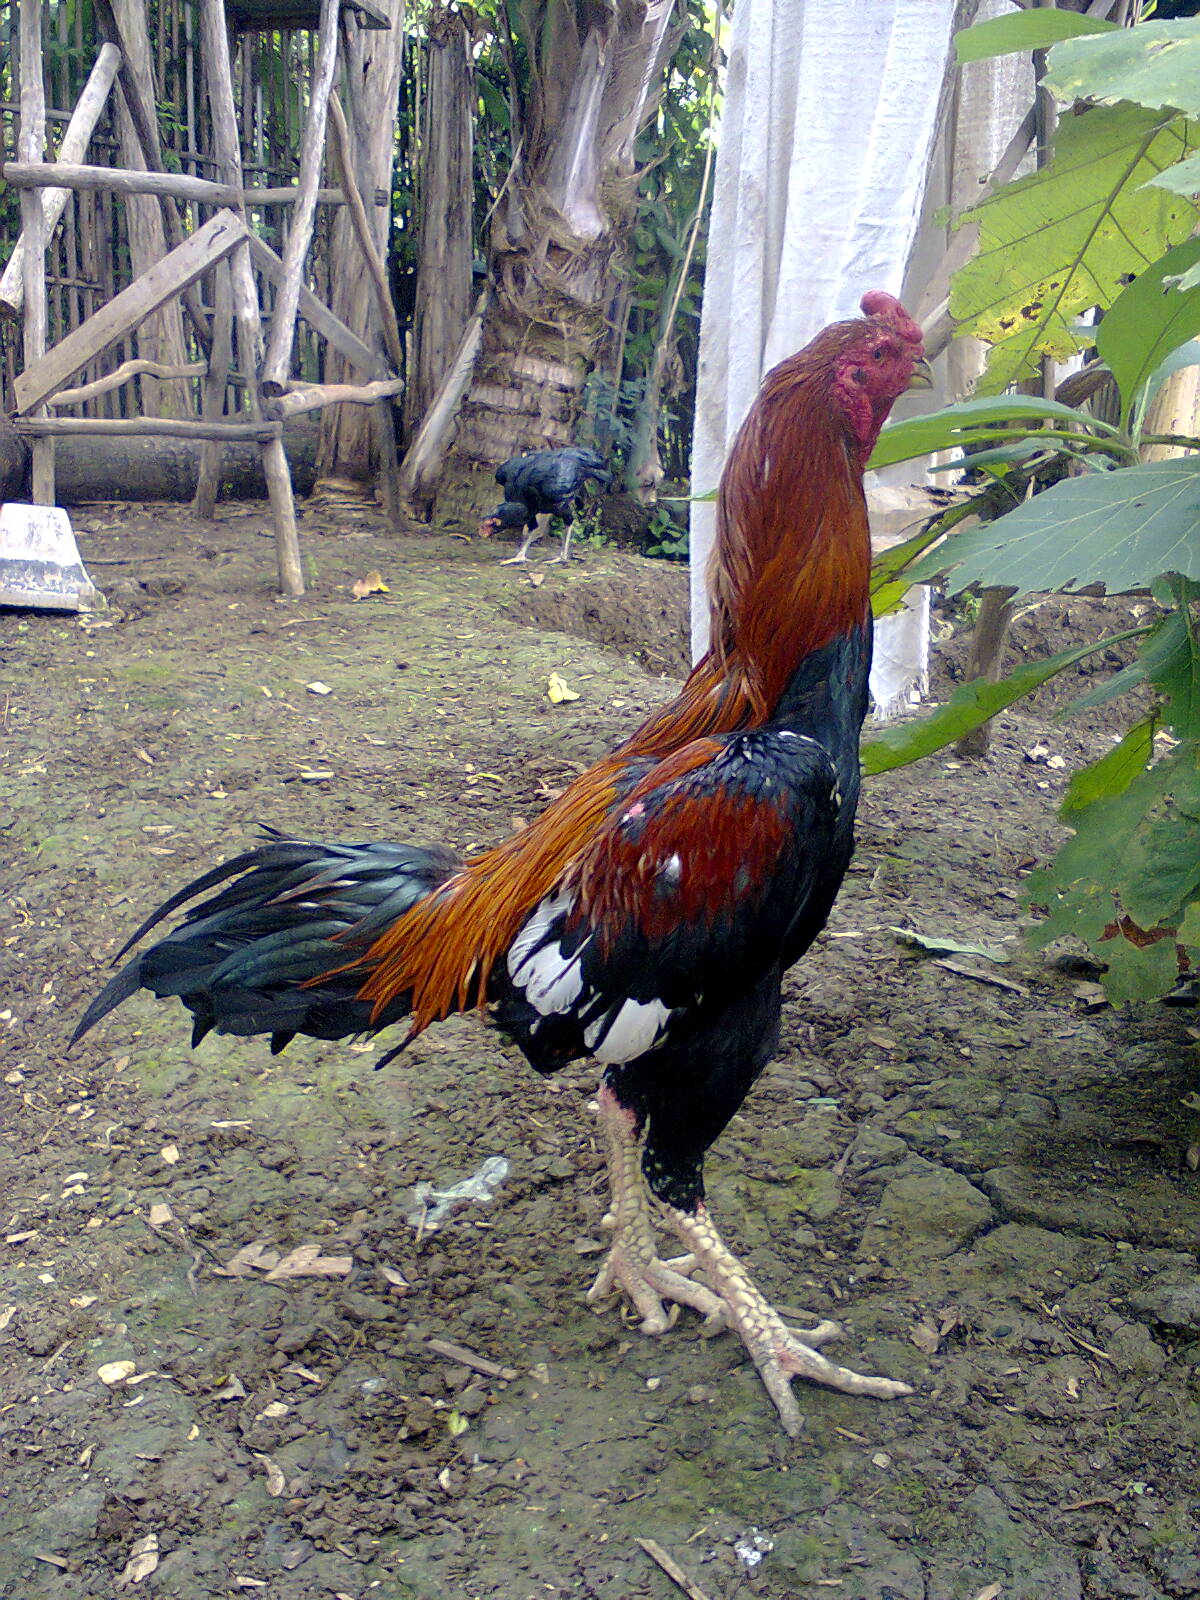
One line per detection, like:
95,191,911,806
872,347,885,361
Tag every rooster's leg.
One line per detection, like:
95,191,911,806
499,513,548,565
586,1085,726,1332
663,1202,912,1436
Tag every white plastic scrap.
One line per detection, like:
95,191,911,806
405,1156,511,1232
734,1529,775,1573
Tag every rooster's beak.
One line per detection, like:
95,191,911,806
907,358,934,391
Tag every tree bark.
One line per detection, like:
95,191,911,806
316,3,406,493
403,6,473,441
112,0,191,417
52,421,320,502
442,0,680,516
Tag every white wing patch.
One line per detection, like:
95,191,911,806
584,997,673,1063
508,889,588,1015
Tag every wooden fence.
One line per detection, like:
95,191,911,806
0,1,333,417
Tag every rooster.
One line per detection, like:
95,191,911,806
477,445,610,563
74,292,930,1436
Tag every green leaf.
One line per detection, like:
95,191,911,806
1164,258,1200,293
890,927,1012,963
868,394,1112,471
1045,20,1200,119
1097,933,1182,1004
1140,587,1200,737
862,631,1144,776
1061,716,1154,816
1059,658,1147,717
925,440,1055,474
955,9,1115,66
1095,238,1200,422
950,104,1200,394
1178,899,1200,951
905,458,1200,597
1026,741,1200,1000
1143,150,1200,195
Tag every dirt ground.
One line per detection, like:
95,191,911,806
2,500,1199,1600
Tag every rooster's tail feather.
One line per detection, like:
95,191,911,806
72,832,460,1051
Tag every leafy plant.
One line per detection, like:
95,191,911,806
861,11,1200,1003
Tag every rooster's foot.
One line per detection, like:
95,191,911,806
587,1235,725,1334
665,1203,912,1437
498,552,531,565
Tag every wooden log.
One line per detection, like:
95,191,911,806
0,43,121,320
0,160,345,208
15,415,282,441
273,376,404,418
19,0,54,505
13,209,250,414
50,422,319,503
53,358,209,406
326,95,404,374
261,0,341,394
247,234,389,381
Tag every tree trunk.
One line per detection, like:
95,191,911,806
436,0,679,522
315,3,405,492
112,0,191,418
403,7,473,442
54,420,319,502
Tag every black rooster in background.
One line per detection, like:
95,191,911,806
477,446,610,564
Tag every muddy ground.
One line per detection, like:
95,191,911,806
2,500,1198,1600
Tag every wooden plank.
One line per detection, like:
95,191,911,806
13,210,250,414
0,160,345,208
246,233,391,380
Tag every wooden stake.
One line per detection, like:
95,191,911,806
261,0,341,395
326,94,404,374
194,260,234,517
18,0,54,504
262,434,305,598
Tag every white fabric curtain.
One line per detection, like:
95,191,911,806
689,0,959,709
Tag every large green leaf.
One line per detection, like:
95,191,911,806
951,104,1200,394
861,630,1145,776
868,394,1112,471
955,10,1115,67
904,458,1200,596
1095,239,1200,423
1140,585,1200,737
1045,20,1200,119
1025,742,1200,1000
1060,716,1154,817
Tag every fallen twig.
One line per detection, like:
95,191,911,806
426,1336,518,1382
636,1538,715,1600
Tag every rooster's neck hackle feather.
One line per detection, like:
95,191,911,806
360,322,880,1033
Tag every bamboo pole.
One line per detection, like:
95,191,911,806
19,0,54,505
199,0,303,597
260,0,341,396
0,160,346,208
0,44,121,320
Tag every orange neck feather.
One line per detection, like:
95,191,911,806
359,344,871,1030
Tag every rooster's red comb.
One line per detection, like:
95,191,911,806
860,290,922,348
